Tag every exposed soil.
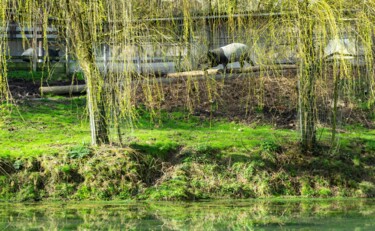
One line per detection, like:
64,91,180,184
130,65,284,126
154,75,299,128
8,78,41,99
7,70,374,128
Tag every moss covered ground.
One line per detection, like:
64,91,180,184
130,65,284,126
1,96,375,201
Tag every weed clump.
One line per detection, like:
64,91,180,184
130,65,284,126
0,158,15,175
0,146,150,201
356,181,375,198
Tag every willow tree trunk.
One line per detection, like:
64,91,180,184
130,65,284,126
32,18,38,72
0,0,8,101
83,62,109,146
331,67,340,144
298,1,317,152
63,1,109,146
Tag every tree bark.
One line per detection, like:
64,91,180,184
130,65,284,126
64,1,110,146
298,1,317,152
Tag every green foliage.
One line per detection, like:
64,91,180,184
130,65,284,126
317,188,332,198
53,183,76,198
352,155,361,166
300,181,314,197
75,185,91,200
259,140,281,163
73,72,85,81
260,140,281,153
1,140,375,201
131,142,179,160
68,145,91,159
232,162,256,180
365,140,375,152
357,181,375,198
13,159,23,170
60,164,74,173
145,177,190,201
7,71,46,82
180,144,220,164
15,172,44,201
7,70,76,84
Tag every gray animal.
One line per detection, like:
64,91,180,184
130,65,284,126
207,43,254,71
21,47,60,62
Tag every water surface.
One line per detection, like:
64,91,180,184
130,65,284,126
1,199,375,230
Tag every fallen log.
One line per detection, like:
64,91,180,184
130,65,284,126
230,64,297,73
167,69,219,78
166,64,297,78
40,84,86,95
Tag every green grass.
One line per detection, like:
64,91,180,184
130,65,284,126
1,97,375,158
7,71,47,81
0,97,297,158
7,70,84,83
2,97,375,200
0,97,90,157
132,112,296,157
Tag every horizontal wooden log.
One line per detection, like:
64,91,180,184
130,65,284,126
40,84,86,95
167,69,219,78
230,64,297,73
166,65,297,78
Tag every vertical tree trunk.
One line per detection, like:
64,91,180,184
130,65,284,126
298,1,317,152
86,83,97,146
206,0,214,51
331,67,339,143
85,62,109,146
65,26,70,78
64,1,110,146
97,40,110,145
32,20,38,72
0,0,8,101
97,100,109,144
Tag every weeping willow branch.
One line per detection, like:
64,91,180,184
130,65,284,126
0,0,9,102
2,0,375,150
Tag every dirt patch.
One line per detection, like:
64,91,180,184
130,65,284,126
132,73,300,128
8,70,374,128
8,79,41,99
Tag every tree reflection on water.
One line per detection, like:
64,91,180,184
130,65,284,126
1,199,375,230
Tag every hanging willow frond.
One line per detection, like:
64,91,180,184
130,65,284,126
1,0,375,149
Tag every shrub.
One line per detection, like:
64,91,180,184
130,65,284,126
318,187,332,198
68,145,91,159
357,181,375,198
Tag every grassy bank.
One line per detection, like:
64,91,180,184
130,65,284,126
1,97,375,201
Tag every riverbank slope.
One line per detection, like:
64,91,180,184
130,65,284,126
1,96,375,201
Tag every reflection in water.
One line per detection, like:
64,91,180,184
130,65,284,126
1,199,375,230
